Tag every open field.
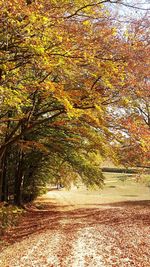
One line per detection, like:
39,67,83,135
101,172,150,203
44,172,150,210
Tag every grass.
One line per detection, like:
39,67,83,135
44,172,150,210
99,172,150,203
65,172,150,205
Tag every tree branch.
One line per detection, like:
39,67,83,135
65,1,109,19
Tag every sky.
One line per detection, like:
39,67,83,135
106,1,149,16
105,0,150,31
113,0,150,18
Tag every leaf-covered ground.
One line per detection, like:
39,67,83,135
0,189,150,267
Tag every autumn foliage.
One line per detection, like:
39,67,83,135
0,0,149,205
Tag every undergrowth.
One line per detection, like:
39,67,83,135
0,204,24,236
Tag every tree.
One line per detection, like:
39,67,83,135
108,17,150,166
0,0,149,204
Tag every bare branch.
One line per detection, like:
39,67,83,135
91,76,101,90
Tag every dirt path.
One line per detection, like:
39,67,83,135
0,189,150,267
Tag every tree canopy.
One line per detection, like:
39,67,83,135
0,0,149,205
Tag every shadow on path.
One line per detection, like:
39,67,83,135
1,199,149,251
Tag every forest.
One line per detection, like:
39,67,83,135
0,0,149,206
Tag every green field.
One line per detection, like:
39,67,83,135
48,172,150,209
98,172,150,203
67,172,150,205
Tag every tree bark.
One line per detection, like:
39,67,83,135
14,150,24,206
1,150,8,202
0,117,11,202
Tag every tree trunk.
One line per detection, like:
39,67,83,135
14,150,24,206
0,146,10,203
1,150,8,202
0,113,12,202
0,146,8,201
0,152,6,202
